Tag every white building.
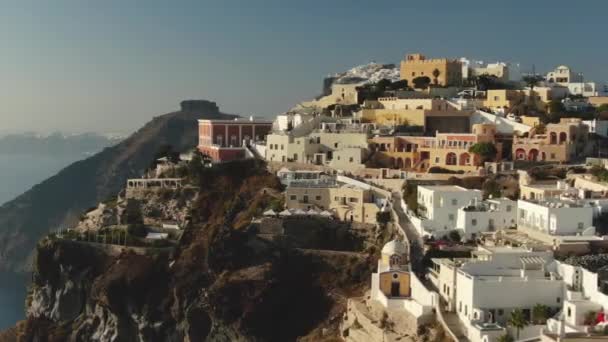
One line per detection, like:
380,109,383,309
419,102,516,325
370,240,435,324
455,198,517,239
517,199,595,237
416,185,483,237
430,246,563,342
276,168,334,187
583,119,608,138
543,259,608,338
546,65,598,97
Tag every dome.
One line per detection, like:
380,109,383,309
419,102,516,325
381,239,408,256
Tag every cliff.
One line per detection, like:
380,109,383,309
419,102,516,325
0,100,235,273
9,159,380,341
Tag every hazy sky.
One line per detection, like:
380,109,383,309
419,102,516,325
0,0,606,134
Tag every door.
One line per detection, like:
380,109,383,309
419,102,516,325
391,282,400,297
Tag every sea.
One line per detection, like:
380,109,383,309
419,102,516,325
0,154,81,330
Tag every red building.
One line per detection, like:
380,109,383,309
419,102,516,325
198,117,273,162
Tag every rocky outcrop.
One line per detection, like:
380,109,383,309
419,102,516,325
0,100,236,273
12,160,379,341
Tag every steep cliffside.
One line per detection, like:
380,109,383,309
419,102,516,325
9,160,379,341
0,100,235,273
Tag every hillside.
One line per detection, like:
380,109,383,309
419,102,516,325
0,100,235,273
7,159,381,341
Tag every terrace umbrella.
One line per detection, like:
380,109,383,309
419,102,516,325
293,209,307,215
320,210,333,217
307,208,320,215
263,209,277,216
279,209,292,217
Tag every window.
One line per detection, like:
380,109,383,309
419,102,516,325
290,195,297,200
472,219,477,226
281,144,284,150
334,143,338,148
459,302,462,312
435,157,440,163
350,198,359,203
349,157,354,162
578,222,584,230
303,195,309,203
557,297,561,304
452,199,457,206
506,205,512,212
567,307,571,317
551,153,556,159
465,305,468,315
316,196,321,200
498,309,503,316
411,72,416,76
449,214,455,221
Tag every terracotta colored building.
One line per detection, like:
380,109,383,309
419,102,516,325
369,123,500,172
198,117,273,162
512,118,589,162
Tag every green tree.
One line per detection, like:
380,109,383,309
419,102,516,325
596,104,608,113
432,68,441,85
412,76,431,89
508,309,528,339
376,211,392,226
376,78,392,91
403,183,418,213
448,230,461,242
188,150,205,183
482,179,502,199
469,142,498,163
497,334,514,342
532,304,550,324
390,79,409,90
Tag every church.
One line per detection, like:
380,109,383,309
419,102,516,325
371,239,435,324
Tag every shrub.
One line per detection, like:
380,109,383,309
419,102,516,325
469,142,498,163
127,224,147,238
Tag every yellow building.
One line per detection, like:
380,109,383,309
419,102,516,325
360,98,472,132
483,89,524,112
285,183,382,224
484,88,558,113
400,53,462,87
513,118,589,162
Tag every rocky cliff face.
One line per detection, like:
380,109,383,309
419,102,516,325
10,160,380,341
0,100,235,273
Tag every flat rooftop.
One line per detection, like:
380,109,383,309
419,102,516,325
419,185,474,192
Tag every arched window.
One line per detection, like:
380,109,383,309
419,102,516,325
446,152,457,165
389,254,401,267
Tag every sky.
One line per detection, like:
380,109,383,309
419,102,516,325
0,0,606,134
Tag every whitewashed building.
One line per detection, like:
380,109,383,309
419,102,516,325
430,246,563,342
455,198,517,239
517,199,595,237
415,185,483,237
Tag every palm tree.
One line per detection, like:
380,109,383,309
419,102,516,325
522,74,544,111
508,309,528,339
532,304,549,324
432,68,441,85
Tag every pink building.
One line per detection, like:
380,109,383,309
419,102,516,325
198,117,272,162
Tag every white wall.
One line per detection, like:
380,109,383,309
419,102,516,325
517,200,593,236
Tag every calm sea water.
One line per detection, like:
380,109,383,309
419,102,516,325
0,154,80,205
0,273,26,330
0,154,82,329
